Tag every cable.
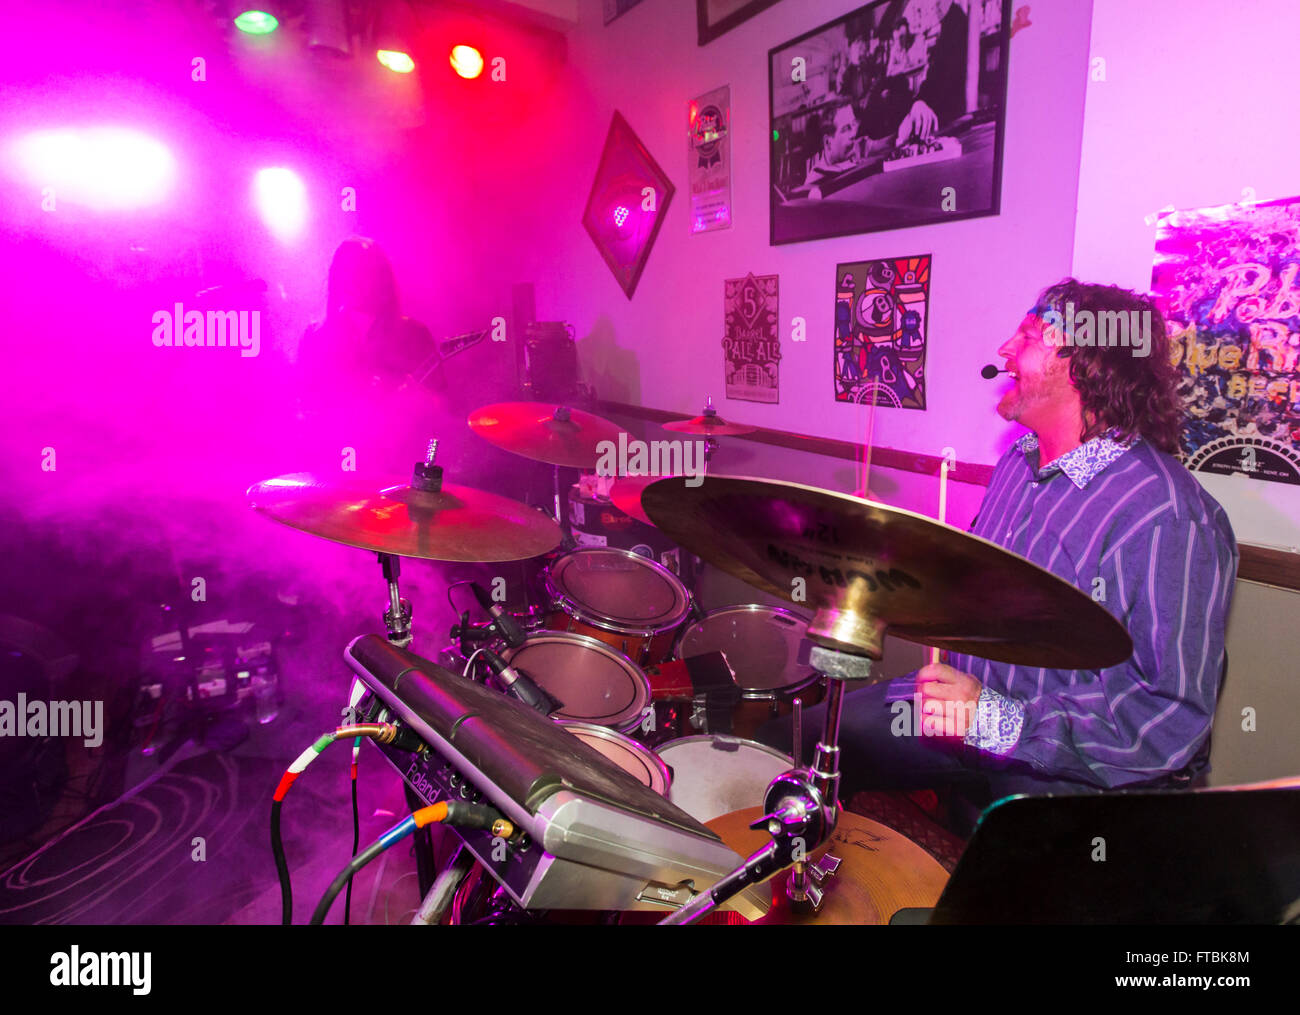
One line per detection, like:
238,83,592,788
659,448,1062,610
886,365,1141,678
344,736,361,926
269,722,411,925
446,579,476,615
311,803,447,926
462,646,488,681
311,800,508,925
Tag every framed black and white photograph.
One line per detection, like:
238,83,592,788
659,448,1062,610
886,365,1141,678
697,0,783,46
769,0,1010,245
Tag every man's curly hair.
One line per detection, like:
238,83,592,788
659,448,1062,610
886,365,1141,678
1032,278,1184,454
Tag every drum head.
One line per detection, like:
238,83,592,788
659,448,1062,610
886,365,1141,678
503,633,650,731
656,735,793,824
556,722,670,795
678,605,813,693
546,548,690,634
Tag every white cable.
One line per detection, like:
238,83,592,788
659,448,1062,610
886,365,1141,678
462,647,488,681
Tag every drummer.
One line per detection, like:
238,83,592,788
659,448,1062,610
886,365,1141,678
760,279,1238,805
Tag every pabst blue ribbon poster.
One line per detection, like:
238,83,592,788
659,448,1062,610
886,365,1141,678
1152,196,1300,484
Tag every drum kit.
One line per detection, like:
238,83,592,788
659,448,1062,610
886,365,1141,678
248,400,1133,925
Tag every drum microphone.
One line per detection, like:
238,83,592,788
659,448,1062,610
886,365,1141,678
471,582,528,648
480,649,563,716
981,364,1009,379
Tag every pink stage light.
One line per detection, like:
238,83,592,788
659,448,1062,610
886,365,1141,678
253,167,308,242
11,126,176,210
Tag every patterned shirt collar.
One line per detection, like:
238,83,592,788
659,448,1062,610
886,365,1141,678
1015,428,1139,489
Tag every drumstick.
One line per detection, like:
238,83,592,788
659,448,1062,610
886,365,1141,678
860,391,878,497
928,454,952,667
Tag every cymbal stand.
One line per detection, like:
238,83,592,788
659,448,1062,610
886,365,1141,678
658,642,869,925
379,553,412,648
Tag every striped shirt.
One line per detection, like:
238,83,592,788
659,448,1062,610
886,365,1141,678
948,430,1239,789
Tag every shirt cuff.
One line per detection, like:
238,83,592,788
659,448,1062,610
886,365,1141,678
963,686,1025,755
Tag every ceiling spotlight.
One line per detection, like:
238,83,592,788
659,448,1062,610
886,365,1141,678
450,44,484,79
233,10,279,34
375,0,416,73
305,0,350,57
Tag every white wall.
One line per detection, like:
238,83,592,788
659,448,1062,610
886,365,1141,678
494,0,1095,482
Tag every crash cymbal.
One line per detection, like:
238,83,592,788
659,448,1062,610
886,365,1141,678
640,475,1133,669
468,402,624,469
662,412,756,436
609,473,662,526
247,473,562,562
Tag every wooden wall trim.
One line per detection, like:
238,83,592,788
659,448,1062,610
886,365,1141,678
1238,544,1300,592
596,399,997,486
595,401,1300,593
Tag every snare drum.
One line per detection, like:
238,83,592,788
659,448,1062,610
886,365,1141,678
543,547,691,666
655,735,794,824
555,722,670,794
501,632,651,733
676,605,825,739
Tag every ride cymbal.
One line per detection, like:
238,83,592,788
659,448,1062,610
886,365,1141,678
247,473,562,562
468,402,624,469
640,475,1132,669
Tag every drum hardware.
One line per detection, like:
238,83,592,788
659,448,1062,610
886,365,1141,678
379,553,413,648
641,475,1135,924
469,581,528,648
411,844,476,925
479,647,563,715
784,695,833,911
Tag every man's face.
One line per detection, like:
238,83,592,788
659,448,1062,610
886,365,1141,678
995,313,1075,427
826,106,858,163
848,38,867,65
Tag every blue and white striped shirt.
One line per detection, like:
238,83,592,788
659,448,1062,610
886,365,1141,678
950,430,1239,788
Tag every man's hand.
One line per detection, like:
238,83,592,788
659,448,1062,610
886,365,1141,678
896,99,939,145
917,661,982,738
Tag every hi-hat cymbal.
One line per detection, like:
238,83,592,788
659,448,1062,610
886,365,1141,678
641,476,1133,669
662,413,756,436
468,402,624,469
247,473,562,562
